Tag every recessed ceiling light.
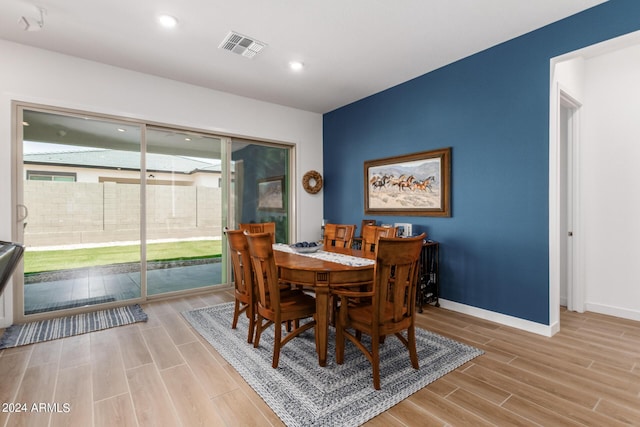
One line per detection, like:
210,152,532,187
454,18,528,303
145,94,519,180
158,14,178,29
117,128,126,132
289,61,304,71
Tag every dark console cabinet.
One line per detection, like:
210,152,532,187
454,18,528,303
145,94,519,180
417,241,439,312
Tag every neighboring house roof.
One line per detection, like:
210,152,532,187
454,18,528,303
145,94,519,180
24,149,221,174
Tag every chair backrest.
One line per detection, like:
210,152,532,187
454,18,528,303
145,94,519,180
245,231,280,311
372,234,425,324
361,225,397,252
225,229,253,301
239,222,276,243
323,223,356,249
359,219,377,238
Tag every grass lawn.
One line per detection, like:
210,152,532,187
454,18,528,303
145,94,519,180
24,240,223,274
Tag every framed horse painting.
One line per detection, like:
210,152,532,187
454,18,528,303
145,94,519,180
257,175,285,212
364,147,451,217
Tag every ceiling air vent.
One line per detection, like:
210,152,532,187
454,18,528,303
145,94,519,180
219,31,266,58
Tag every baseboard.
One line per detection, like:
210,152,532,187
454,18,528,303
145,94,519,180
437,299,555,337
584,302,640,322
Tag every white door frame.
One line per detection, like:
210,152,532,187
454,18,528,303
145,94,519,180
559,91,583,313
549,81,584,334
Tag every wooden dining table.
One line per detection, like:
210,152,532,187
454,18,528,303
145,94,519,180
274,245,375,367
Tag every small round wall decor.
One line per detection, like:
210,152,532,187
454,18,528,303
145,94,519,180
302,170,323,194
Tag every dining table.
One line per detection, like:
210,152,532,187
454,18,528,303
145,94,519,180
273,244,375,367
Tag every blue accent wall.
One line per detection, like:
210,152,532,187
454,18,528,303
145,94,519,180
322,0,640,325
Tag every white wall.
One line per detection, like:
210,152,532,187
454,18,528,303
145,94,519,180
0,40,323,326
554,57,586,100
581,44,640,320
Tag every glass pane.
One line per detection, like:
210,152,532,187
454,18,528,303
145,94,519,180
145,127,223,295
231,140,289,243
21,109,142,315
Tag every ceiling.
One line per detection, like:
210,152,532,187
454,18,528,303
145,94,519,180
1,0,607,114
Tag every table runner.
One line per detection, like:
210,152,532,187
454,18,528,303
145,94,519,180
273,243,375,267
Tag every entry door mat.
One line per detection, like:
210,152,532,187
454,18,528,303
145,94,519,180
182,302,483,427
0,304,147,349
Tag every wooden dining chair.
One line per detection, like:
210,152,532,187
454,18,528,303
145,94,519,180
334,233,425,389
239,222,276,243
361,225,397,252
359,219,377,237
225,228,256,343
352,219,376,249
245,231,318,368
323,223,356,249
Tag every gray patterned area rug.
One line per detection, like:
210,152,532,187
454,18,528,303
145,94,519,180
182,302,483,427
0,304,147,349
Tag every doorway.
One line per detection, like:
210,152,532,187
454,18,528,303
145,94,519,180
558,94,581,313
550,30,640,331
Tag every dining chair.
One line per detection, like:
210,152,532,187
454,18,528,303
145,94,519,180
323,223,356,249
352,219,376,249
225,228,256,343
334,233,425,389
245,231,318,368
361,225,397,252
359,219,377,237
239,222,276,243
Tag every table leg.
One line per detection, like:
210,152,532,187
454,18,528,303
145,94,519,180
314,287,329,367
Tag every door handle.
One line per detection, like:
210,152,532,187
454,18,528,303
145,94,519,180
17,204,29,222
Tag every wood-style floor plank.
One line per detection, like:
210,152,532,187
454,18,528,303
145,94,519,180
177,341,238,398
94,393,138,427
116,326,154,370
51,365,92,427
212,388,279,426
1,294,639,427
7,362,58,427
160,364,227,426
126,363,180,426
0,352,30,427
139,326,184,370
90,329,128,402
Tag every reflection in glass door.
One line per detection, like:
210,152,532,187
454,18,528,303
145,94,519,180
20,109,143,316
145,127,223,295
231,140,290,243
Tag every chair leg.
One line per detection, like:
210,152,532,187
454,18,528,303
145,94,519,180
272,322,282,368
254,315,264,348
232,300,240,329
246,304,255,343
372,335,381,390
408,325,419,369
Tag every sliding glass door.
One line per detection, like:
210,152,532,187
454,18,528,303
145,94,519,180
20,109,143,316
14,104,293,321
145,127,223,295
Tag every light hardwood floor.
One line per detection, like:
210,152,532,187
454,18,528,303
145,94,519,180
1,291,639,426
